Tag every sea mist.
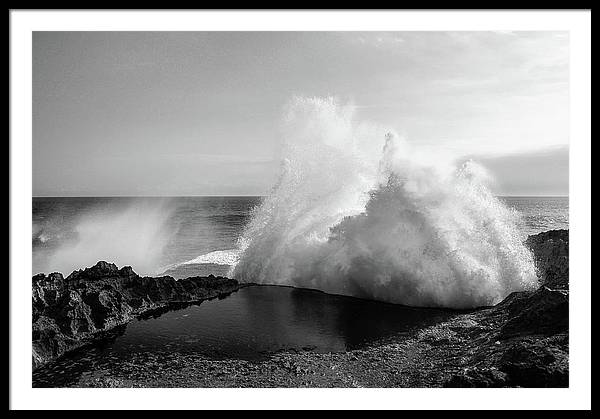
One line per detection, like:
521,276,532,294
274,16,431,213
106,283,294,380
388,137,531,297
45,198,176,277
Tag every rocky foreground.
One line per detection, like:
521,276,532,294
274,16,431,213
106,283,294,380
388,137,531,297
32,229,568,387
32,263,246,370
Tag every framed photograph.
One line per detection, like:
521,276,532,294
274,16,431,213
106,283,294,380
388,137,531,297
9,9,591,411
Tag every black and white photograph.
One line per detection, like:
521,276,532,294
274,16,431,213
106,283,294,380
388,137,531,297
9,10,591,411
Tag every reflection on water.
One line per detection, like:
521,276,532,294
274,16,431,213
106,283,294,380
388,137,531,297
33,285,454,387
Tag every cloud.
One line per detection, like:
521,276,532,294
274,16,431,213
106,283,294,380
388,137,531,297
466,146,569,196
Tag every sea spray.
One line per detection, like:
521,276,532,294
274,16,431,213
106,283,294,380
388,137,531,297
158,249,241,274
46,198,177,276
232,96,538,308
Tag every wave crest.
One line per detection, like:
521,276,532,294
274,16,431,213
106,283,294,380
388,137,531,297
232,97,538,308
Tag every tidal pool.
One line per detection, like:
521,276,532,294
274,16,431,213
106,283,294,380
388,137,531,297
33,285,453,387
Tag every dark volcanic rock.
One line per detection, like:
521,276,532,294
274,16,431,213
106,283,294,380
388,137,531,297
499,286,568,339
525,229,569,289
494,228,569,341
33,229,570,388
499,335,569,387
444,367,508,388
32,261,245,370
444,229,569,388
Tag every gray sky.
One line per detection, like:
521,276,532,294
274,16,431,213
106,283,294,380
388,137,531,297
33,31,569,196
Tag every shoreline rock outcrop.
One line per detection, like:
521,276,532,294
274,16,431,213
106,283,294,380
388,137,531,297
443,229,569,387
525,229,569,290
32,261,245,370
32,229,569,387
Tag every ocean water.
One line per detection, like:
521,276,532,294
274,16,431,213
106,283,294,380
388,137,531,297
32,196,568,279
32,196,259,278
500,196,570,237
31,195,568,386
32,285,454,387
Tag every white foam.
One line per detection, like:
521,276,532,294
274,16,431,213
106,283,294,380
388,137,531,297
233,96,538,309
159,249,241,275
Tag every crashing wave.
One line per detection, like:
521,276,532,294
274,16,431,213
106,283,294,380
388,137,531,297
232,96,538,309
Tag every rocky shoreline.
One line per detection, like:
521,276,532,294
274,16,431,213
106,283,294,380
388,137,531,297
32,229,569,387
32,262,247,370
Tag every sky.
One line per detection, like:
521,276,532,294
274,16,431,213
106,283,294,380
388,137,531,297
33,31,569,196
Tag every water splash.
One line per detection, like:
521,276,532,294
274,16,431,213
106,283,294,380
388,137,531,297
158,249,241,275
46,199,176,276
232,97,538,308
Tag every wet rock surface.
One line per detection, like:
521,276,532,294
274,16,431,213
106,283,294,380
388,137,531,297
33,230,569,387
32,261,245,370
525,229,569,290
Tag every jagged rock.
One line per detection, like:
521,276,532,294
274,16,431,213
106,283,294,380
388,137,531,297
445,229,569,388
444,367,508,388
525,229,569,290
499,286,568,339
499,335,569,387
32,261,246,370
32,229,571,388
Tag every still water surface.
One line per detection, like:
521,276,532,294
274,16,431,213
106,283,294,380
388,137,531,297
32,285,453,387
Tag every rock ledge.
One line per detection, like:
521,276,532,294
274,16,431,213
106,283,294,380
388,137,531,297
32,262,245,369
